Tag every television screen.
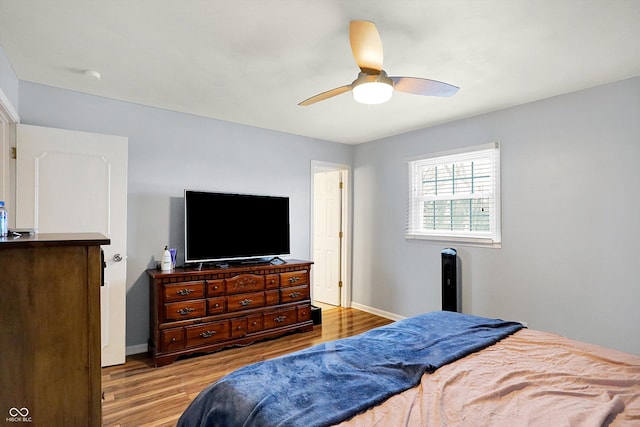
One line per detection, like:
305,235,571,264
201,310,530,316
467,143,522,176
184,190,290,263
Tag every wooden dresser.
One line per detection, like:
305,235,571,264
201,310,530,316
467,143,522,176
147,260,314,366
0,232,109,426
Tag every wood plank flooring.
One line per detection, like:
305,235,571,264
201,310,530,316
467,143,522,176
101,307,393,427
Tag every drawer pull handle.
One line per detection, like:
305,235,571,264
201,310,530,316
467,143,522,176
199,330,216,338
177,307,195,315
274,315,287,323
176,288,194,296
288,276,300,283
239,299,253,306
170,337,177,343
288,292,301,298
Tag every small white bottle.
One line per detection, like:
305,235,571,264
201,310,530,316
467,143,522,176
161,245,173,271
0,201,7,238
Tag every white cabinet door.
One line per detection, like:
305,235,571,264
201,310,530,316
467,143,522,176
16,124,128,367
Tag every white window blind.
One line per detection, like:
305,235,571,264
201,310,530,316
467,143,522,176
406,142,501,245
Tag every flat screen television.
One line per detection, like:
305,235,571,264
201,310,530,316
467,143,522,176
184,190,290,264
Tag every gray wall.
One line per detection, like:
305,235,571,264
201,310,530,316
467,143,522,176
352,76,640,354
17,81,352,349
3,39,639,355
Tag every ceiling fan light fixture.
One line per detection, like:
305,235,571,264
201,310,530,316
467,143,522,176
352,80,393,105
351,71,394,105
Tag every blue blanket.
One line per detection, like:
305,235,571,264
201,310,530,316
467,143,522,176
178,311,524,427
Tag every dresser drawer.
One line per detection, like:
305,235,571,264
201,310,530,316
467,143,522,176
247,313,263,333
280,285,309,304
297,305,312,323
160,328,185,352
265,274,280,289
264,307,298,329
206,279,225,296
186,321,230,348
207,296,226,314
231,318,248,338
226,274,265,294
227,291,265,312
265,289,279,306
280,270,309,288
164,281,205,302
164,300,207,321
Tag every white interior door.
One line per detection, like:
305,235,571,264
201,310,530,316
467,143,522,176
312,169,342,306
16,124,128,367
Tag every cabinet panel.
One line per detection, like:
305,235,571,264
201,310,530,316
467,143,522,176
226,274,265,294
227,291,266,312
280,285,310,304
265,274,280,289
231,318,248,338
207,296,226,314
164,300,207,321
207,279,225,296
161,328,185,352
164,281,205,302
186,321,231,348
264,307,298,329
297,305,312,323
247,313,264,333
280,270,309,288
265,289,280,306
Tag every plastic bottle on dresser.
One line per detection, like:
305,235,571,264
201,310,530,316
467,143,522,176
0,201,7,237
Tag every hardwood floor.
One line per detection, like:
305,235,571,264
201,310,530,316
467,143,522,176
101,307,393,427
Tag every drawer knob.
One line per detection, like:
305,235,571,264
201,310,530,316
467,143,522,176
274,315,287,323
252,321,257,326
199,330,216,338
288,292,301,298
213,303,220,308
176,288,194,296
239,299,253,306
170,337,177,343
177,307,195,315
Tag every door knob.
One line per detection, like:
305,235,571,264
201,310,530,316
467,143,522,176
113,254,123,262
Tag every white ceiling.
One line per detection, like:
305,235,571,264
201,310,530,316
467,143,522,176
1,1,639,144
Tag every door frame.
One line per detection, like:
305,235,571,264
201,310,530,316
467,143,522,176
0,87,19,230
310,161,351,307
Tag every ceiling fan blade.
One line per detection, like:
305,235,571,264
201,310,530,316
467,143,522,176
349,20,383,74
298,85,352,106
390,77,459,97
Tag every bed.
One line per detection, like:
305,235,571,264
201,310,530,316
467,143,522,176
177,311,640,427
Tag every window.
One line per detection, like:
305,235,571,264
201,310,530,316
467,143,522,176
406,142,501,246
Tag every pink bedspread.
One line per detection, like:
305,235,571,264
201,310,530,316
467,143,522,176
336,329,640,426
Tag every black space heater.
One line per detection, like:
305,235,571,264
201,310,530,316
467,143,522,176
441,248,460,312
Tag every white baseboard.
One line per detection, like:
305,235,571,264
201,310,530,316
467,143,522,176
126,343,148,356
350,302,405,321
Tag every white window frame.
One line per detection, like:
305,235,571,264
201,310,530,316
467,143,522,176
406,142,501,247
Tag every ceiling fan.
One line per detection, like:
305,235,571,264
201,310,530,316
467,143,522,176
299,20,459,106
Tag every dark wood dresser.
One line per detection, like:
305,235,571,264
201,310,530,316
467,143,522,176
147,260,313,366
0,232,109,426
